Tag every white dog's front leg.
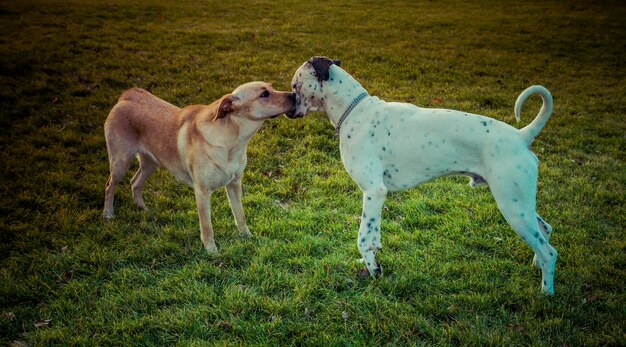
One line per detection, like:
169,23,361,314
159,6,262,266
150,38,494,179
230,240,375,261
357,186,388,277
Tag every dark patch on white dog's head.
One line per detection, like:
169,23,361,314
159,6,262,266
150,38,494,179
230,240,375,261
289,56,341,118
309,56,341,81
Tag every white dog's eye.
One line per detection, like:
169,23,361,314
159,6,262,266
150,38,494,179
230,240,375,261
260,90,270,98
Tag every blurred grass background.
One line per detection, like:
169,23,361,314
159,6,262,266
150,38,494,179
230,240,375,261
0,0,624,345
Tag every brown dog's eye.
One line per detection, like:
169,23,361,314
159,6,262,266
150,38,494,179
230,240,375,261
260,90,270,98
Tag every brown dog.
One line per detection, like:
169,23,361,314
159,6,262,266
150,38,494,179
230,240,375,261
103,82,295,254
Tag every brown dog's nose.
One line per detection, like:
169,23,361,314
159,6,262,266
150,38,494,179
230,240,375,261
288,92,296,103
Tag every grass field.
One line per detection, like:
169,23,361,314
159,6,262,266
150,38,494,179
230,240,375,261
1,0,625,345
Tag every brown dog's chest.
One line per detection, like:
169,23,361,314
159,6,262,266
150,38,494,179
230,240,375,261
182,138,247,188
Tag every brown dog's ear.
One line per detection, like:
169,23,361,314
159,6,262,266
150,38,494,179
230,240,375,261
213,94,241,121
309,56,339,81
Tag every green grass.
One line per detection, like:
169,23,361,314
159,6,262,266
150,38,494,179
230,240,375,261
1,0,625,345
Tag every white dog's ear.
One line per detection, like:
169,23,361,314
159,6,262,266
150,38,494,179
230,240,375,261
214,94,241,121
309,56,339,81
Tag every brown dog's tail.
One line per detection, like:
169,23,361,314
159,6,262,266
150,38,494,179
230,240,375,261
514,85,553,144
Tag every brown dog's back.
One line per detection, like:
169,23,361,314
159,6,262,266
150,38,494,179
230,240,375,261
109,88,180,131
104,88,182,173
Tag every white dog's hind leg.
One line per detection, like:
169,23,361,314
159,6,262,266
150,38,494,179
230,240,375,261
490,166,557,295
506,211,557,295
357,185,388,277
533,214,553,268
103,148,134,219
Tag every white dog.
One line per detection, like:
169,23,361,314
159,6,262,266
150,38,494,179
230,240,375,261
104,82,295,254
288,57,557,295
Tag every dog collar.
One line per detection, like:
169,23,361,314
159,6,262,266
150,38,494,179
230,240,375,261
335,92,368,135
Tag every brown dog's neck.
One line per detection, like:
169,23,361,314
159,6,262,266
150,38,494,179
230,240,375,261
193,107,264,149
221,111,266,139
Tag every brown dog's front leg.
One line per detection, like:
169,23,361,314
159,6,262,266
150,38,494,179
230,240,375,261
194,186,218,254
226,179,252,238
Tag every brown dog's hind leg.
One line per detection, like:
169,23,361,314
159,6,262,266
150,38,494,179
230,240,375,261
130,153,158,210
103,151,133,219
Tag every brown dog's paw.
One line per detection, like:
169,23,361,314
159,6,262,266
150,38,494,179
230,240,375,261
204,243,220,256
102,211,114,220
239,229,253,239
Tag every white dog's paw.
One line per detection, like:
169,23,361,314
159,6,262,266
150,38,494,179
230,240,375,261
102,210,114,219
357,263,382,279
542,282,555,296
469,175,488,188
366,261,382,278
357,255,382,278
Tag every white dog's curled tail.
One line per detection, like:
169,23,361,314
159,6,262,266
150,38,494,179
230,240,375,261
514,85,553,144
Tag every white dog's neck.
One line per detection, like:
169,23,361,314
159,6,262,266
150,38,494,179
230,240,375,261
321,66,369,127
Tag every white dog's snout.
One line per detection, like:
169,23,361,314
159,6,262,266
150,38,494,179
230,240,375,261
292,90,307,118
285,91,305,118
